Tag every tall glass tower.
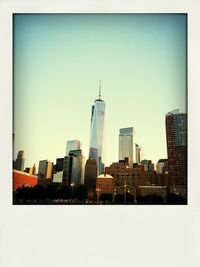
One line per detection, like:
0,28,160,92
89,81,105,175
119,127,135,166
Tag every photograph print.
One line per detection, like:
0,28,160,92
13,14,187,205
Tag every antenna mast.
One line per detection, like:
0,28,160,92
99,80,101,99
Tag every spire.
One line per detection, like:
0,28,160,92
95,80,104,102
99,80,101,99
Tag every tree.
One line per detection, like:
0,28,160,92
15,186,35,203
57,185,71,200
46,183,58,200
114,194,124,204
99,193,112,203
126,193,134,204
142,194,164,204
166,193,186,204
75,185,88,201
33,184,46,201
136,195,144,204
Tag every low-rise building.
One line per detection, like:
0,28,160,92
105,163,144,189
137,185,168,201
96,173,115,196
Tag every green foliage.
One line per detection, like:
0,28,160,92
136,194,164,204
14,184,186,205
75,185,88,200
114,193,134,204
114,194,124,204
14,183,88,204
100,193,112,203
166,193,187,204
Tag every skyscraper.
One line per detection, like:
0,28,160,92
156,159,168,174
62,149,85,186
66,140,81,156
63,156,74,185
69,149,85,185
14,150,25,171
135,143,142,163
84,158,98,191
119,127,135,166
89,81,105,175
165,109,187,197
38,160,53,180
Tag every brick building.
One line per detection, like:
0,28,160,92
137,186,168,202
165,110,187,197
96,174,115,194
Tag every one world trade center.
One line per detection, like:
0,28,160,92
89,81,105,175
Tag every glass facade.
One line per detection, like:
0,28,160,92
119,127,135,166
69,149,84,185
165,110,187,197
38,160,53,179
173,114,187,146
66,140,81,156
89,93,105,175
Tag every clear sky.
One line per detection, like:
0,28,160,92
13,14,187,169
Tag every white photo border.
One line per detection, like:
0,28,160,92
0,1,200,266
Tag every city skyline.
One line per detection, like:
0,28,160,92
13,14,187,168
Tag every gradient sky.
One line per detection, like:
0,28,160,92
13,14,187,169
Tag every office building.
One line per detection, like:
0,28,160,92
32,164,37,175
69,149,84,185
135,144,140,163
63,155,75,185
140,160,156,184
55,158,64,172
141,160,154,172
119,157,131,166
66,140,81,156
24,164,37,175
84,158,98,191
119,127,135,166
38,160,53,180
165,109,187,197
14,150,25,171
62,150,84,185
89,81,105,175
156,159,168,174
135,143,144,163
52,158,64,183
155,159,169,186
154,172,169,187
81,155,86,185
